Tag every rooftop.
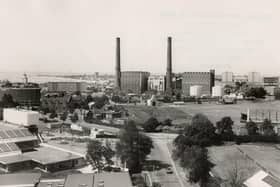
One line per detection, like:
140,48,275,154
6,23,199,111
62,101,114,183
94,172,133,187
0,173,41,186
244,170,280,187
0,154,31,164
38,179,65,187
64,174,94,187
24,147,82,165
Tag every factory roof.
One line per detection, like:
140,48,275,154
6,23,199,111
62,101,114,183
0,173,41,187
24,147,82,165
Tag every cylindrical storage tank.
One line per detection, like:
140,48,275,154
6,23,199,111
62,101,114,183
190,85,203,97
212,86,223,97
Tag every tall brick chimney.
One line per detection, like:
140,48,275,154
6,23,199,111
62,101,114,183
166,37,173,96
115,37,121,90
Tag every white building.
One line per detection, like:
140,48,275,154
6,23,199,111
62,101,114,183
190,85,203,97
3,109,39,127
234,75,248,83
148,75,165,92
221,72,234,83
212,86,223,97
248,72,262,84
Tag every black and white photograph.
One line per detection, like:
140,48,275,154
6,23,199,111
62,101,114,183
0,1,279,187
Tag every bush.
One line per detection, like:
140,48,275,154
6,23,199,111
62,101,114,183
234,135,280,144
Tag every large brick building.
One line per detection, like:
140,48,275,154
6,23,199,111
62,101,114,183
120,71,150,94
181,70,215,96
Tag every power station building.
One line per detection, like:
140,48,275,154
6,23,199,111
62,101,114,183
181,70,215,96
148,75,165,92
120,71,150,94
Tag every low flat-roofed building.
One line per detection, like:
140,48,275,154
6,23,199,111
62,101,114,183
23,146,85,172
64,173,94,187
0,146,85,173
38,179,65,187
3,108,39,127
64,172,133,187
0,155,33,172
94,172,133,187
0,173,41,187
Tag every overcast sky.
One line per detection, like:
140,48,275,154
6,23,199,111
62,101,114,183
0,0,279,75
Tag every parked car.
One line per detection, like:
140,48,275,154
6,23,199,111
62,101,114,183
166,167,173,174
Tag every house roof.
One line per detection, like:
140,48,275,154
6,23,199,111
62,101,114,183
0,173,41,186
244,170,280,187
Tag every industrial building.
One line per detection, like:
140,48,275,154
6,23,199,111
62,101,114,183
148,75,165,92
181,70,215,96
3,108,40,127
120,71,150,94
0,82,41,106
248,72,262,85
212,85,224,97
221,71,234,85
47,82,88,93
263,76,280,95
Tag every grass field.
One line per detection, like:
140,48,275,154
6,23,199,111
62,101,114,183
123,105,192,124
174,100,280,126
208,145,260,181
238,144,280,178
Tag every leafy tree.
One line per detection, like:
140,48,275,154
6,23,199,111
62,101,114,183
143,117,160,132
245,87,267,98
116,121,153,173
103,140,115,166
260,119,275,136
245,121,258,135
111,95,121,103
60,111,68,122
41,107,50,115
162,119,172,126
179,146,214,187
87,139,115,171
184,114,221,146
0,94,18,107
216,117,234,140
27,125,39,135
92,95,108,109
49,111,58,119
59,111,68,133
70,113,79,123
85,110,94,121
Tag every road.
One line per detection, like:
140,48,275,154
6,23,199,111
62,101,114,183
148,133,193,187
